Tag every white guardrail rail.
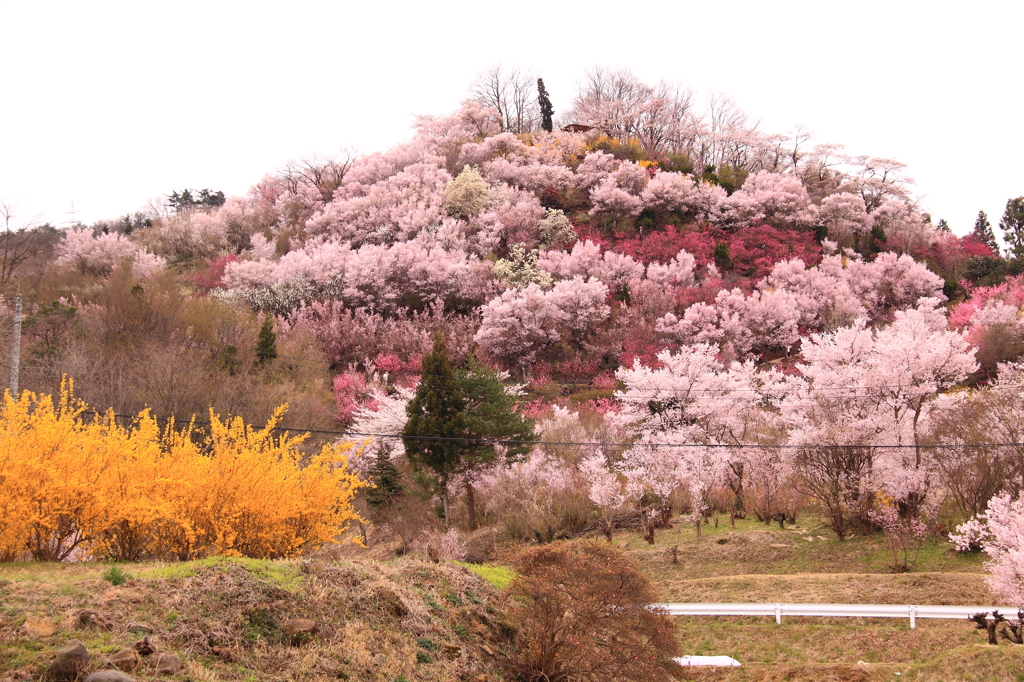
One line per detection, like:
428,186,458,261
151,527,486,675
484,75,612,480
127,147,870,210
652,603,1021,629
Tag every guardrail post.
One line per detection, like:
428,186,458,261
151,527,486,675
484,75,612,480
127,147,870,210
775,604,782,625
909,605,917,630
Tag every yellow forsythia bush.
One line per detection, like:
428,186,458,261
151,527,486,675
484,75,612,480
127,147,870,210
0,381,365,562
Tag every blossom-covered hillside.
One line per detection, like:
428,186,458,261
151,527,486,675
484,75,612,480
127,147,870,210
10,69,1024,612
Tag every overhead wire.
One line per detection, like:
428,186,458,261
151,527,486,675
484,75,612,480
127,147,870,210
24,308,1018,399
79,410,1024,451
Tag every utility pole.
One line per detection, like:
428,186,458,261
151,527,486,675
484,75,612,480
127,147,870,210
10,296,21,397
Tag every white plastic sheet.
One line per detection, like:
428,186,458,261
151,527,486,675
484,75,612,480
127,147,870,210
673,655,742,667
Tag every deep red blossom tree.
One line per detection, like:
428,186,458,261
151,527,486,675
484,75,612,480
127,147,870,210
724,225,822,280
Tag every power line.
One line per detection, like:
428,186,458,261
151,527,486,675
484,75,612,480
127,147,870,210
24,308,1013,399
78,410,1024,450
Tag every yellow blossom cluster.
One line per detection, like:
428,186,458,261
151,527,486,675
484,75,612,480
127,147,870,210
0,382,365,562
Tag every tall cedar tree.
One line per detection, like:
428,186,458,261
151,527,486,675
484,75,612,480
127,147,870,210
403,334,535,528
403,333,468,526
255,315,277,364
973,210,999,253
537,78,554,133
456,359,535,530
1000,197,1024,259
366,445,403,509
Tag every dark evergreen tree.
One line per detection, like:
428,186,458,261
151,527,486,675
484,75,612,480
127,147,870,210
403,333,468,526
973,210,998,253
936,218,950,232
167,189,194,212
167,188,225,212
254,315,278,365
455,360,535,530
366,445,404,508
537,78,554,133
1000,197,1024,259
402,334,536,529
713,242,732,270
197,188,226,208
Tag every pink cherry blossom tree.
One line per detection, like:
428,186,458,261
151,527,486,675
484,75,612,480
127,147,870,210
56,228,166,278
818,192,872,243
783,301,977,533
589,177,643,218
951,493,1024,607
641,171,695,213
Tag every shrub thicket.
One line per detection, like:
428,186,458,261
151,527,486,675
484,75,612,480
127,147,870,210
502,542,679,682
0,382,365,562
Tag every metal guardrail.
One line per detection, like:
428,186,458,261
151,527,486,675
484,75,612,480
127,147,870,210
652,603,1021,629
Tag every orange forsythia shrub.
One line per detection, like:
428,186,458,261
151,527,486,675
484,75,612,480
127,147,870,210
0,381,365,562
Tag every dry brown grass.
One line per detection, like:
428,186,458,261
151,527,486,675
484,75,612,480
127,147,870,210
660,572,995,605
675,645,1024,682
608,515,1018,680
0,557,513,681
674,617,981,664
616,516,987,583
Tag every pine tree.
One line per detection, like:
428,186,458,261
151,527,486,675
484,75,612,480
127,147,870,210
255,315,278,365
402,333,467,526
456,359,535,530
402,334,536,529
713,242,732,270
537,78,554,133
366,445,403,509
973,210,999,253
1000,198,1024,259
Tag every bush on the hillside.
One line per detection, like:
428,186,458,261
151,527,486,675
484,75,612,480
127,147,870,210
444,165,490,219
502,542,679,682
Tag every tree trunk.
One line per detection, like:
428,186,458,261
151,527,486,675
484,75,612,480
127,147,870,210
441,484,450,528
641,512,655,545
695,518,702,539
466,481,477,532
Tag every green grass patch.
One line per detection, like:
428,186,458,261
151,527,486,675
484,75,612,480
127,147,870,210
133,556,302,589
454,562,516,589
101,564,132,586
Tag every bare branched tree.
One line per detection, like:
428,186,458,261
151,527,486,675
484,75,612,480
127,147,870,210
470,65,540,134
0,202,49,285
281,149,357,202
566,67,697,155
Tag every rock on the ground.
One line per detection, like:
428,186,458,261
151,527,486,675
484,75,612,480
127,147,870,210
281,618,317,637
75,610,112,630
152,651,182,674
134,637,155,657
48,639,90,682
22,615,56,637
126,623,153,634
83,672,136,682
106,648,141,672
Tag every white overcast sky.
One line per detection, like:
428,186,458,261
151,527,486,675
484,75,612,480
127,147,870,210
1,0,1021,235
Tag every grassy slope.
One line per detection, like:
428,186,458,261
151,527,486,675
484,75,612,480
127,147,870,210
3,517,1022,681
0,556,512,682
618,515,1024,681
